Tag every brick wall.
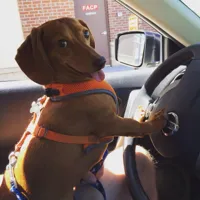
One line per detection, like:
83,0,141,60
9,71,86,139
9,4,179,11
18,0,156,41
106,0,156,42
138,18,156,32
17,0,74,38
17,0,157,66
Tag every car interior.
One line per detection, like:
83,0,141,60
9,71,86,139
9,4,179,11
1,0,200,199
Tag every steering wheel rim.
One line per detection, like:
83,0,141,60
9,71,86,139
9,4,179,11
123,43,200,200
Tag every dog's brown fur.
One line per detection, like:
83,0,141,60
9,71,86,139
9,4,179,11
0,18,166,200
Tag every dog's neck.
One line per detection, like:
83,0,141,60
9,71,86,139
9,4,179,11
53,63,93,84
54,75,92,84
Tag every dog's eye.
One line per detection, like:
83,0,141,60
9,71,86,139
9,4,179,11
83,30,90,39
58,40,68,48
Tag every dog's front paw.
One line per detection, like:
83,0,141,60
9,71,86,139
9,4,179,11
147,109,167,132
134,105,146,122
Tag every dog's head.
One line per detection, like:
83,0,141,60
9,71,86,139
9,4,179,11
15,18,106,85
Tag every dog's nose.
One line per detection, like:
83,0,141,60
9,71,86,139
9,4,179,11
93,56,106,68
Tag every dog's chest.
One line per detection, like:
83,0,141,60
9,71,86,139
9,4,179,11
38,94,116,135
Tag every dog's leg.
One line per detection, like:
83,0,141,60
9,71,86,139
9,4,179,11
97,110,166,138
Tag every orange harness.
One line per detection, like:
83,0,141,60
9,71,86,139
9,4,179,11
14,79,118,152
9,79,118,200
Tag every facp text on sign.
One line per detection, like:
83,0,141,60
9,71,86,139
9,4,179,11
82,5,98,11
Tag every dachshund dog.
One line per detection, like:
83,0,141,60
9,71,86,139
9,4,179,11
0,18,166,200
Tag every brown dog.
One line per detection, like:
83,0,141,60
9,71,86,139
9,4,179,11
0,17,166,200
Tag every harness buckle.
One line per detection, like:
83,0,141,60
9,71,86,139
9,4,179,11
45,88,60,97
36,126,48,138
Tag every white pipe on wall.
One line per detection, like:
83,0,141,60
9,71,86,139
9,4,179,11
0,0,24,69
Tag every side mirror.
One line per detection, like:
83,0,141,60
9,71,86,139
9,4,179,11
115,31,162,68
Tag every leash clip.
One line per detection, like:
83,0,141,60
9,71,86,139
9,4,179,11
30,100,43,116
8,152,18,167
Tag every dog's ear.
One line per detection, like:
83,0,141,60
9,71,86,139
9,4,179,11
15,28,54,85
78,19,95,49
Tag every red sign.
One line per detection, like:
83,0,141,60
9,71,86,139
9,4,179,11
82,5,98,11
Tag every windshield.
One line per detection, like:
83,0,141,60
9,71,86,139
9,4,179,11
181,0,200,17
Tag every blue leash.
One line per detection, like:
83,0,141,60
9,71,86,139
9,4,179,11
77,149,109,200
10,183,26,200
89,151,108,200
90,149,109,175
7,152,27,200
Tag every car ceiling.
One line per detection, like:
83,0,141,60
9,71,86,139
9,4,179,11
117,0,200,47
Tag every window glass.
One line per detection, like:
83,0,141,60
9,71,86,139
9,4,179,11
0,0,158,81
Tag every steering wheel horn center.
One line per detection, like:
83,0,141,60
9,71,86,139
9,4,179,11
162,112,179,136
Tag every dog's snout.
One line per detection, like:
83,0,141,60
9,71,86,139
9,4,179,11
93,56,106,68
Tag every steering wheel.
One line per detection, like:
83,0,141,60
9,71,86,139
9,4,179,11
123,43,200,200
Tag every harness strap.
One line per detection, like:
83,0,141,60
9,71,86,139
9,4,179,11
50,89,118,103
45,80,116,97
90,149,109,175
33,125,113,145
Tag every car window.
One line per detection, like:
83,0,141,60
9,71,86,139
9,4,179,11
180,0,200,17
0,0,156,82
